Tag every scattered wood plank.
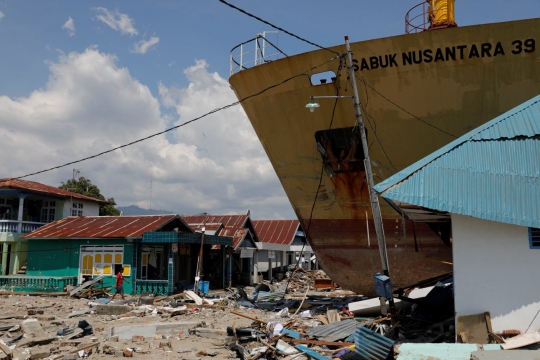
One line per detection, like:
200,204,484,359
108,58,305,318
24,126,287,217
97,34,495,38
295,345,331,360
502,331,540,350
326,309,341,324
316,315,329,325
184,290,203,305
0,340,13,360
283,337,353,347
230,310,267,325
70,275,106,297
456,312,490,344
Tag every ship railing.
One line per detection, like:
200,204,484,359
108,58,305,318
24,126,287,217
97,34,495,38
405,1,431,34
230,31,287,75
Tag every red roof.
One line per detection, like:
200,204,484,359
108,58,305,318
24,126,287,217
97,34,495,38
0,178,108,204
182,214,253,249
252,220,299,245
22,215,184,239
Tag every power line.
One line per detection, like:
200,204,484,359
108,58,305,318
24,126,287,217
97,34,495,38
16,56,340,180
218,0,340,56
356,75,457,138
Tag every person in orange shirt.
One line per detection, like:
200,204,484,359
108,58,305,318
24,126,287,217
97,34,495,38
111,267,130,301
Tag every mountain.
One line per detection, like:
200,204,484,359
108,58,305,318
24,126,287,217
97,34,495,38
116,205,176,216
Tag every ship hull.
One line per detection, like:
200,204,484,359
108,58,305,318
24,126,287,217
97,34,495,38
229,18,540,295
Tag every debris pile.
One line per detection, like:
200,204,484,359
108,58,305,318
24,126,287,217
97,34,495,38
2,271,540,359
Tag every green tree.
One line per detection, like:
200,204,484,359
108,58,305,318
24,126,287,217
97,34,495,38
59,176,121,216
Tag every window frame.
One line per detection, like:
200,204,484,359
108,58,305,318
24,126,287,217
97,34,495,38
79,245,124,277
529,227,540,249
71,202,83,216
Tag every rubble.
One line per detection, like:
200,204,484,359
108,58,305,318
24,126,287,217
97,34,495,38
1,270,538,359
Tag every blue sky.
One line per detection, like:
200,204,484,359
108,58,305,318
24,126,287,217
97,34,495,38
0,1,538,219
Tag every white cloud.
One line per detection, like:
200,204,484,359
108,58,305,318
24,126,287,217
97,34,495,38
0,50,294,219
0,11,5,21
93,7,137,36
132,36,159,54
62,17,75,37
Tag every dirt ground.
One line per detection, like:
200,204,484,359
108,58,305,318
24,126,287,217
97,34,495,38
0,290,336,360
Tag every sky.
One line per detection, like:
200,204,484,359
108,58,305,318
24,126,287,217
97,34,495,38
0,1,538,219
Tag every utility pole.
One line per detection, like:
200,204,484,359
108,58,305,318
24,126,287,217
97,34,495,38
344,36,396,314
194,212,207,296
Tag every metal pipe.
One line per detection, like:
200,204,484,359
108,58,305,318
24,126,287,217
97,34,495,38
344,36,396,314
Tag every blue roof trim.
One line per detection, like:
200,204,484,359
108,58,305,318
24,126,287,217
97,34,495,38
375,95,540,192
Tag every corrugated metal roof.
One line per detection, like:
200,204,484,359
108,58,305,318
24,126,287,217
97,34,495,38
0,178,108,204
252,220,299,245
374,95,540,228
353,326,395,360
22,215,183,239
182,214,256,249
305,319,358,342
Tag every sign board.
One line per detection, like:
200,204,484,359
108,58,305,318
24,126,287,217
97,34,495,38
171,243,178,253
268,251,275,259
240,249,254,258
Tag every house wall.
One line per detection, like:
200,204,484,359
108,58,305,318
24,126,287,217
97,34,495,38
61,199,100,218
26,239,134,294
452,213,540,333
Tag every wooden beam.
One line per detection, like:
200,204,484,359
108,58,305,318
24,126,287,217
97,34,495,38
230,310,267,325
282,337,353,347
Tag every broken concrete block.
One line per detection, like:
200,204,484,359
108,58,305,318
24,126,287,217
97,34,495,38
109,336,119,342
63,355,78,360
22,319,44,337
96,305,130,316
114,350,123,357
109,322,200,340
29,348,49,360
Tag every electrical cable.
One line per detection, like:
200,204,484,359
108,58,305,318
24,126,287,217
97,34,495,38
218,0,340,56
356,75,457,138
15,55,341,180
344,68,398,174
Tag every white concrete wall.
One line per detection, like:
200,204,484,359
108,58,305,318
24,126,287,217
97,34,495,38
62,199,100,218
257,251,269,272
452,214,540,333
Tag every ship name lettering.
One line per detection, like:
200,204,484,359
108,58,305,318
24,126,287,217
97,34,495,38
360,54,398,71
356,39,534,71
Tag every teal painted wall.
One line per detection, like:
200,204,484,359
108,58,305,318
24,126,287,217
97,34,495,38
26,239,134,294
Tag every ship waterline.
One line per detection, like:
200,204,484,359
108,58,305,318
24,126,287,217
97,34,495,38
229,18,540,295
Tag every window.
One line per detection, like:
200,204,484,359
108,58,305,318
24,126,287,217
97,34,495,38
80,245,124,276
40,201,56,223
71,202,83,216
530,227,540,248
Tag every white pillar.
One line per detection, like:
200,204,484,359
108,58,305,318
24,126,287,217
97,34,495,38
268,255,273,280
17,193,26,233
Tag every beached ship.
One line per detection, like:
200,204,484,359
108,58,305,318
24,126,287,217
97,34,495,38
228,1,540,295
